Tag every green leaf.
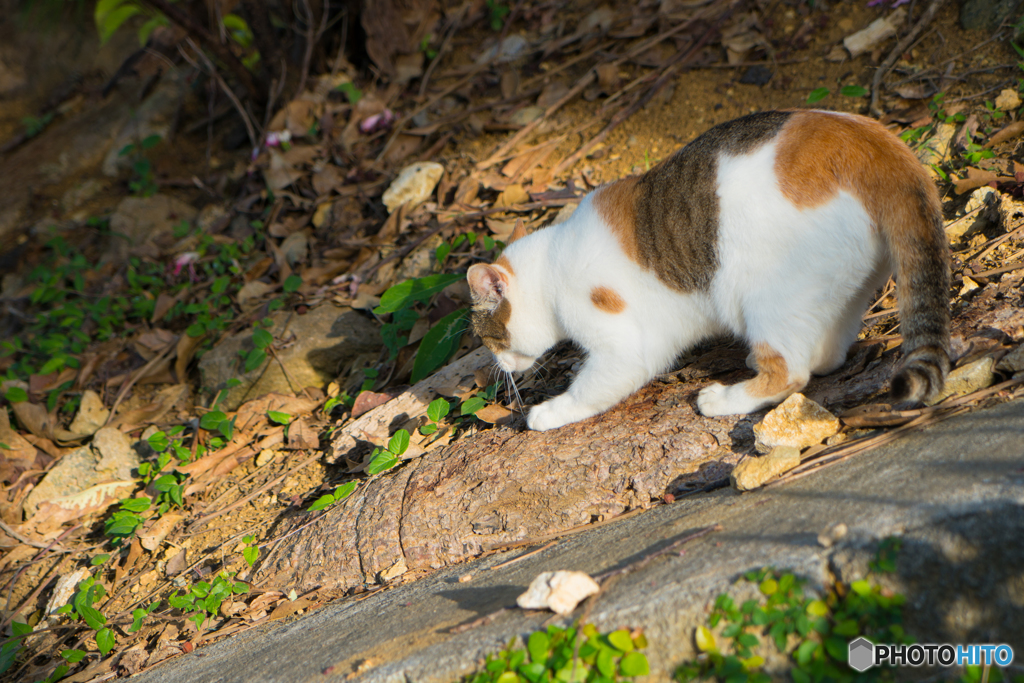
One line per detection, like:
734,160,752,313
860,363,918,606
243,545,259,567
120,496,152,512
41,664,69,683
244,348,267,373
427,397,451,422
334,81,362,104
388,429,410,456
308,493,337,511
200,410,228,430
4,387,28,403
619,651,649,676
840,84,868,97
795,639,817,666
419,423,438,435
96,627,116,655
759,577,777,595
91,554,110,566
850,579,871,596
695,625,716,652
435,242,451,266
252,327,274,350
283,274,303,292
411,309,468,384
267,411,292,425
138,15,168,45
186,322,206,337
373,273,465,314
527,631,550,662
147,431,169,452
460,396,486,416
607,629,634,653
129,608,148,632
61,648,87,663
805,599,828,617
95,0,141,44
333,481,357,502
366,451,399,475
806,87,830,104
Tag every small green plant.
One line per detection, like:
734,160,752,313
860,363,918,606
22,111,55,138
241,534,260,566
366,429,410,475
420,397,452,435
168,571,249,632
334,81,363,104
464,623,650,683
675,563,912,683
805,84,867,105
53,575,116,656
119,134,162,197
485,0,510,30
104,496,152,543
0,621,32,675
436,231,495,267
146,425,193,467
307,480,358,511
420,34,438,60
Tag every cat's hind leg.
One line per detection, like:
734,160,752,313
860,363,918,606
697,342,809,417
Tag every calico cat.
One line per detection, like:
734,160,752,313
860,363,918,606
468,110,950,431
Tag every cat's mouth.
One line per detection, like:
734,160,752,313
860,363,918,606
494,350,536,373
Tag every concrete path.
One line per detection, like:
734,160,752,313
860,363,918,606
132,398,1024,682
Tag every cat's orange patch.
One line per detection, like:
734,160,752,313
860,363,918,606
593,176,641,262
590,286,626,313
495,255,514,276
748,343,797,398
774,111,941,248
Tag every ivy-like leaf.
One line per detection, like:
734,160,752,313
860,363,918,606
374,274,465,314
806,87,830,104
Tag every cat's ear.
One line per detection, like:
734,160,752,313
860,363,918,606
468,264,507,309
507,218,527,244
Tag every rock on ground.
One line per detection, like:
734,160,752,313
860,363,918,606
381,162,444,213
198,304,380,411
752,394,839,454
106,194,198,263
730,446,801,491
22,427,139,517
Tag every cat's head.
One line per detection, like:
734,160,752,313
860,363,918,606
467,221,556,372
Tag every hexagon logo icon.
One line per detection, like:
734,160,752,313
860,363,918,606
848,637,875,672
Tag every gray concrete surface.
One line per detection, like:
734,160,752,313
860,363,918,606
133,398,1024,682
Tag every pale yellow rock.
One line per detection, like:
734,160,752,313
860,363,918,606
68,389,109,436
381,162,444,213
378,557,408,583
995,88,1022,112
731,446,801,491
843,8,906,58
926,356,995,405
753,394,839,454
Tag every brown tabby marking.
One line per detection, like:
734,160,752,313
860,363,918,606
593,176,641,263
748,343,799,398
590,286,626,313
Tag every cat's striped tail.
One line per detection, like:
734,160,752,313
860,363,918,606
883,177,951,404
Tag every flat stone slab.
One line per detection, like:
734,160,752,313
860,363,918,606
132,398,1024,683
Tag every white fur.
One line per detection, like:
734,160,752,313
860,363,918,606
485,139,890,430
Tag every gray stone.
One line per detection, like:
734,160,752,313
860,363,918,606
23,427,139,517
198,304,380,411
68,390,110,436
961,0,1023,31
997,343,1024,374
127,398,1024,683
107,194,197,262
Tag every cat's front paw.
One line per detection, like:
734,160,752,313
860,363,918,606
527,395,596,431
696,382,739,417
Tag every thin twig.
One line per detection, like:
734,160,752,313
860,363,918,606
179,39,258,150
297,0,331,95
0,519,58,550
870,0,949,117
103,340,178,427
418,7,466,99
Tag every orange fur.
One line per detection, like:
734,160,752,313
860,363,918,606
748,343,798,398
593,176,641,263
590,286,626,313
774,111,942,248
496,254,515,276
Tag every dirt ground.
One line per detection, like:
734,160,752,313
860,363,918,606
2,0,1024,680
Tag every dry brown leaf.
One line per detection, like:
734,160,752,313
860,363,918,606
384,134,423,165
474,404,513,425
537,81,569,108
112,383,188,428
10,399,54,439
985,121,1024,148
285,418,319,450
24,481,136,534
268,596,316,621
139,513,184,551
312,166,343,197
485,218,518,240
495,183,529,207
351,391,394,418
175,333,204,384
952,167,1005,195
0,408,38,466
264,150,303,192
